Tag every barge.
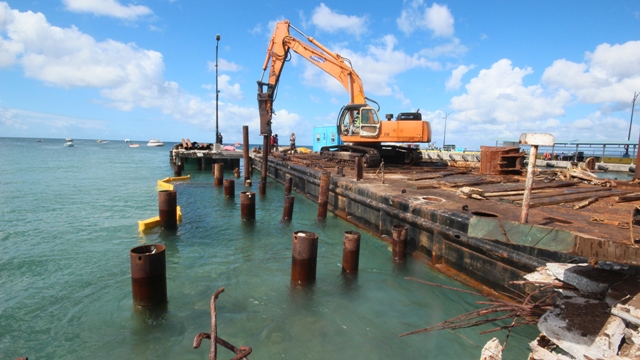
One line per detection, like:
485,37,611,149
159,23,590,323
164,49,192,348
250,150,640,298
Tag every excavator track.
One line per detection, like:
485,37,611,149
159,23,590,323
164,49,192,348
320,144,422,168
320,145,381,168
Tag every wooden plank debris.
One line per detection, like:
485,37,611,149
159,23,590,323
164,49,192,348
498,187,612,202
406,170,468,181
474,180,577,194
616,193,640,203
508,190,628,208
573,196,599,209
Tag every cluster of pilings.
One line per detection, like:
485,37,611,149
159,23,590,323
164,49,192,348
130,127,411,358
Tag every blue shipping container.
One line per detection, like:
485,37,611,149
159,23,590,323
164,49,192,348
313,125,343,152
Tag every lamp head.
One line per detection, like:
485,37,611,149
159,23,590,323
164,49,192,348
216,34,221,41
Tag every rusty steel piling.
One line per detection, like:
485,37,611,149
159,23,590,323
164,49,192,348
317,172,330,220
223,179,235,198
392,224,408,263
342,231,361,275
173,164,182,177
240,191,255,221
214,163,224,186
284,176,293,195
261,135,269,194
158,190,177,231
291,231,318,286
258,181,266,196
355,156,363,181
130,244,167,307
282,195,295,222
243,126,250,183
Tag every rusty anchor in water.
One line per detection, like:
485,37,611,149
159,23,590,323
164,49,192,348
193,288,252,360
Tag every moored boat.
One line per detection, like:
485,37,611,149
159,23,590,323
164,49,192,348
129,143,140,148
64,139,74,147
147,139,164,147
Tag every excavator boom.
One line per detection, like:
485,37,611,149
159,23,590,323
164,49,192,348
257,20,431,166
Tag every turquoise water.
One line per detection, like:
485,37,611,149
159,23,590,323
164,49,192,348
0,137,538,359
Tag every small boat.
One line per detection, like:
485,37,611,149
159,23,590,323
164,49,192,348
129,143,140,148
124,139,131,143
37,140,43,142
147,139,164,147
64,139,74,147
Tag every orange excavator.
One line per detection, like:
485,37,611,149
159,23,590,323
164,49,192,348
258,20,431,167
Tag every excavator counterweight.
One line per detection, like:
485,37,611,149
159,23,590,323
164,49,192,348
258,20,431,166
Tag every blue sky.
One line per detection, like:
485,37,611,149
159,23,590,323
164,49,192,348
0,1,639,148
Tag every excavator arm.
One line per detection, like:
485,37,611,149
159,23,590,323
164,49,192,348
258,20,366,135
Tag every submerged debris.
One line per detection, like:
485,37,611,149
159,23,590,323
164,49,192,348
193,288,252,360
399,277,552,352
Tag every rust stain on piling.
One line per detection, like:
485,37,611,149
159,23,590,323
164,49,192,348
291,231,318,286
130,244,167,307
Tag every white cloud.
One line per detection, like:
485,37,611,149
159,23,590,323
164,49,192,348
0,3,254,134
442,59,632,147
62,0,152,20
450,59,571,126
310,3,367,37
542,40,640,105
445,64,475,91
301,34,439,98
208,58,242,72
397,1,454,38
218,74,243,100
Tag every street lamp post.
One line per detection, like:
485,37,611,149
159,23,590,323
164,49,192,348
215,34,221,144
442,111,453,150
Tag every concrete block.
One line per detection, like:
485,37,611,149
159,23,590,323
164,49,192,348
612,304,640,326
528,338,575,360
525,266,557,284
480,337,502,360
538,297,611,359
583,315,625,359
547,263,624,296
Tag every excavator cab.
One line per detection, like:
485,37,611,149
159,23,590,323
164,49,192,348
337,104,380,138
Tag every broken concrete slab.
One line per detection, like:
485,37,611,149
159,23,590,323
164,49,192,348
583,315,626,359
547,263,626,296
538,296,611,359
529,336,574,360
525,266,558,284
480,337,502,360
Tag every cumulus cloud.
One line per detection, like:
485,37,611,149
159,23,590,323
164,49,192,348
310,3,367,37
218,74,243,100
445,64,475,91
450,59,571,125
302,34,439,98
542,40,640,105
397,1,454,38
62,0,152,20
0,3,257,135
443,58,633,146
